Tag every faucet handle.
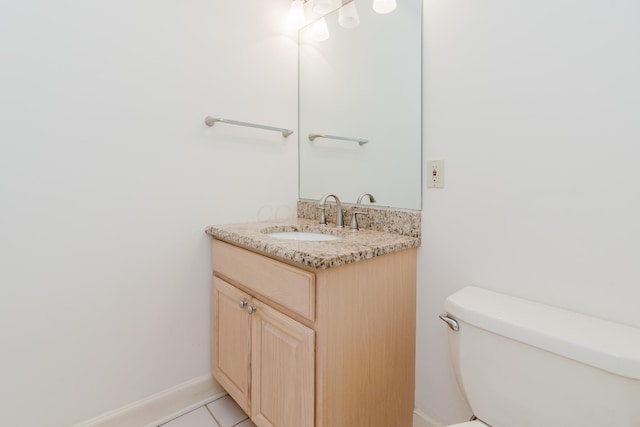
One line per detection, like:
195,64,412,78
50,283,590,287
316,205,327,225
350,210,368,231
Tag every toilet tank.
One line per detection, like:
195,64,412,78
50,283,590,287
443,287,640,427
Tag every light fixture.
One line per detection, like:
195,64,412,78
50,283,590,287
339,1,360,28
310,17,330,41
373,0,396,14
287,0,306,30
312,0,333,15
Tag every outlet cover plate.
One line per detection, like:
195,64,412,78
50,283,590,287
427,159,444,188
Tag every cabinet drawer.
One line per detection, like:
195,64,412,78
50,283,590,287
212,239,315,321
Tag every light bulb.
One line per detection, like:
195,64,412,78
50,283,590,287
287,0,306,30
339,2,360,29
310,18,330,41
373,0,396,14
312,0,333,15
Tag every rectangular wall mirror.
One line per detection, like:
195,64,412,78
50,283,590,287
298,0,422,210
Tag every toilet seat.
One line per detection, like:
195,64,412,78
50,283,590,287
445,421,489,427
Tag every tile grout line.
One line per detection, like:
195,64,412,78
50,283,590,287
231,415,250,427
206,395,251,427
204,403,222,427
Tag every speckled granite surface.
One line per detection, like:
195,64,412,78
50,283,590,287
297,199,421,238
205,217,420,269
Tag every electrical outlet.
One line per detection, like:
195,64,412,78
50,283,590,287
427,160,444,188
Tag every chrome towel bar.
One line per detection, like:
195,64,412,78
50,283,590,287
308,133,368,146
204,116,294,138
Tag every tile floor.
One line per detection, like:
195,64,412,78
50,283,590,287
160,395,256,427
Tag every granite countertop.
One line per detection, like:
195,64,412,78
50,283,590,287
205,218,420,269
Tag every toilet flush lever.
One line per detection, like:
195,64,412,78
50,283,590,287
439,314,459,331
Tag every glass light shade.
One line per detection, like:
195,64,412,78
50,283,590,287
287,0,306,30
339,2,360,29
310,18,330,41
373,0,396,14
312,0,333,15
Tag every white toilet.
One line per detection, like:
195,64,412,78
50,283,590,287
439,286,640,427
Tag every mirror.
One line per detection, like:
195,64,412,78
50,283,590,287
298,0,422,210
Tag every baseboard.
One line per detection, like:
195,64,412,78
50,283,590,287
75,380,444,427
414,408,444,427
73,375,225,427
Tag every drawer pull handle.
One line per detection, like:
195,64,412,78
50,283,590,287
239,300,248,309
247,305,257,314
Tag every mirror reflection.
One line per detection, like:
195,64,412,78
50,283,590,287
298,0,422,210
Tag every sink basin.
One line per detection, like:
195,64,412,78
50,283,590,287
266,231,340,242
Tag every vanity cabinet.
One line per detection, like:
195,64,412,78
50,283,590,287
211,238,417,427
211,244,315,427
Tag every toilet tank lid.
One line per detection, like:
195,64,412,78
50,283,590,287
445,286,640,380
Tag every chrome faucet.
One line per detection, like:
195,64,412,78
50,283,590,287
318,194,344,228
350,193,376,231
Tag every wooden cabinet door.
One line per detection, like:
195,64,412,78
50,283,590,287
250,298,315,427
211,276,252,414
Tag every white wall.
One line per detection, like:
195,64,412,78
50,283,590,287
4,1,638,425
417,0,640,424
0,1,297,426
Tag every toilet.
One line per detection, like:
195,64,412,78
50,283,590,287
439,286,640,427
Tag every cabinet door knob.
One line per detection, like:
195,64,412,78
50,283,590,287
247,305,257,314
239,300,248,308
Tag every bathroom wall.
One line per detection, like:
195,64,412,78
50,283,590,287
0,1,297,425
417,0,640,424
4,1,638,426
